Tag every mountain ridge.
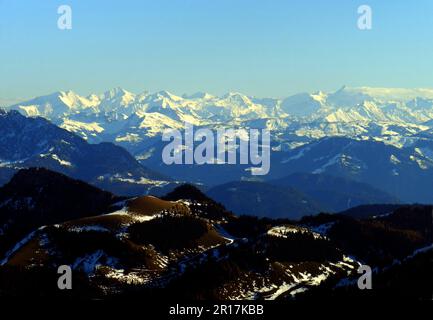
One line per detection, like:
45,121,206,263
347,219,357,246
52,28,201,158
0,175,431,299
0,109,171,196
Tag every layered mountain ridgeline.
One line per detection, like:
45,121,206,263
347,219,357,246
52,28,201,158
7,87,433,201
136,135,433,206
0,109,172,196
270,137,433,203
0,172,431,299
8,87,433,150
127,130,433,200
270,173,399,211
5,91,433,204
207,181,323,219
207,174,398,218
0,109,410,220
124,132,433,206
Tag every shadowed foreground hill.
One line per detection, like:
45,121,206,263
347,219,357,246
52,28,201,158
0,178,431,300
0,168,119,257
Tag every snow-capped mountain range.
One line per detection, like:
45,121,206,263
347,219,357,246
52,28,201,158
8,86,433,150
5,86,433,203
2,87,433,300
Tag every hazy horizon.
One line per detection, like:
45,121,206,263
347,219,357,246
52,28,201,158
2,0,433,100
6,84,433,109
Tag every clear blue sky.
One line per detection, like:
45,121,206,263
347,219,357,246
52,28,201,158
1,0,433,101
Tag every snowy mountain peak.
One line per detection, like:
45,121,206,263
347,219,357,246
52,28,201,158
155,90,183,101
183,92,215,100
7,86,433,149
330,86,433,103
102,87,134,99
310,91,328,104
58,90,99,109
222,92,252,105
98,88,136,109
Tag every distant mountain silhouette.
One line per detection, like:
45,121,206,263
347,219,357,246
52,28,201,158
270,172,399,212
207,180,323,219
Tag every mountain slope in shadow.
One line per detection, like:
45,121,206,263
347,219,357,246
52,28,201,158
0,168,119,257
207,180,323,219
